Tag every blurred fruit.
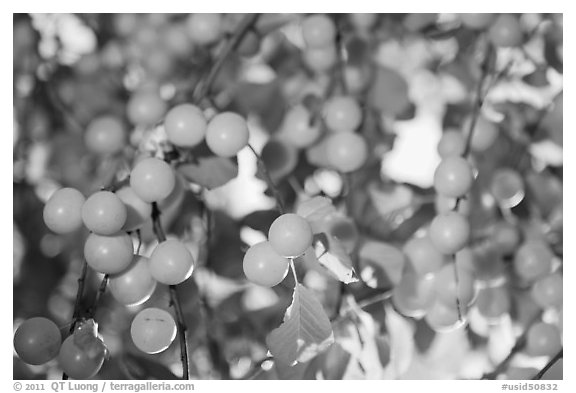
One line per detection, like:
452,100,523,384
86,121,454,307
13,317,62,365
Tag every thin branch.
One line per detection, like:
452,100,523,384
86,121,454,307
88,274,109,319
151,202,190,380
248,144,285,214
452,254,463,321
532,349,563,380
193,14,260,103
289,258,299,285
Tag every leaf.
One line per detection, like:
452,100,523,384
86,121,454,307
266,283,334,366
120,353,180,380
368,66,410,117
384,304,415,377
320,342,352,380
314,233,358,284
358,241,406,289
296,196,337,233
178,155,238,190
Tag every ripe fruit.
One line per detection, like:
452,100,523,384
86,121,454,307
148,239,194,285
526,322,562,357
488,14,524,47
115,186,152,231
279,105,322,148
130,157,176,203
84,232,134,274
260,138,299,181
130,308,177,354
323,96,363,133
425,299,466,332
437,130,466,158
205,112,250,157
186,13,223,45
392,272,436,317
84,115,126,155
463,115,499,152
58,335,105,379
433,264,476,307
433,156,474,198
301,14,336,48
109,256,157,306
43,188,85,234
490,168,525,208
325,132,368,173
13,317,62,365
243,241,290,287
164,104,207,148
429,212,470,254
303,45,337,73
460,14,496,30
514,242,553,282
127,89,167,126
476,286,511,320
531,272,563,309
268,213,313,258
491,221,521,255
403,236,445,276
82,191,127,235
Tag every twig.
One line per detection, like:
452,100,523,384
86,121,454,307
289,258,299,285
63,259,89,379
248,144,285,214
532,349,563,380
151,202,190,380
193,14,260,103
88,274,109,319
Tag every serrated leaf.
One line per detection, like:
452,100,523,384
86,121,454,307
266,284,334,366
358,241,406,289
178,155,238,190
314,233,358,284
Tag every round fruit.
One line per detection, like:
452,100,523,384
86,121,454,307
392,272,436,318
526,322,562,357
460,13,496,30
301,14,336,48
491,221,521,255
323,96,363,133
531,272,563,309
268,213,313,258
130,157,176,203
13,317,62,365
82,191,127,235
463,114,499,152
127,89,167,126
349,13,378,31
303,45,337,73
186,13,223,45
514,242,553,282
425,299,467,332
433,156,474,198
205,112,250,157
58,335,105,379
403,236,445,276
243,241,290,287
84,115,126,155
279,105,322,148
488,14,524,47
260,138,299,181
476,286,511,320
325,132,368,173
429,212,470,255
148,239,194,285
109,256,157,306
164,104,207,148
115,186,152,231
490,168,525,208
84,232,134,274
130,308,177,354
433,264,476,307
437,130,466,158
43,188,85,234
